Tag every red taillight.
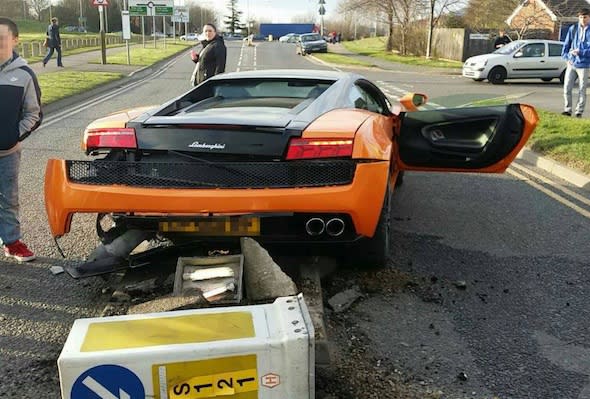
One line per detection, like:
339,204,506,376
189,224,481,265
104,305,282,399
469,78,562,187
83,128,137,150
286,138,353,160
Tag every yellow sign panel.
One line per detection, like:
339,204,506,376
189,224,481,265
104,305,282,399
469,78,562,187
153,355,258,399
159,217,260,236
81,312,254,352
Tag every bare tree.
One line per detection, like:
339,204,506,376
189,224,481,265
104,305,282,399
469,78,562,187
339,0,421,54
463,0,520,29
423,0,464,58
30,0,50,21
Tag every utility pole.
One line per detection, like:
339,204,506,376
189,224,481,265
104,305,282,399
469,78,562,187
79,0,84,29
318,0,326,37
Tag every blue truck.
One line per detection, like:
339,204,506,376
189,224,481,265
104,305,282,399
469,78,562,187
259,23,316,40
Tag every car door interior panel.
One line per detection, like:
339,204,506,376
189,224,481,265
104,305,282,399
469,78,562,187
398,104,534,170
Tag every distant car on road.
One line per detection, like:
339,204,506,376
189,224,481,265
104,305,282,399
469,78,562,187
279,33,299,43
296,33,328,55
225,33,244,41
252,34,267,41
180,33,199,41
462,39,566,84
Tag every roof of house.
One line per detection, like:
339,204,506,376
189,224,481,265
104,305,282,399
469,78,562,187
545,0,590,18
506,0,590,24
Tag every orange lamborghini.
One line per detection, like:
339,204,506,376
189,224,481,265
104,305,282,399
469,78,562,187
44,70,538,268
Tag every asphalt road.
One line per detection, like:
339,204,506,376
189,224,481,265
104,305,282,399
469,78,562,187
1,40,589,399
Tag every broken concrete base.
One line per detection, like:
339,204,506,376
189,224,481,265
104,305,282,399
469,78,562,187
241,237,298,302
299,259,332,366
128,295,208,314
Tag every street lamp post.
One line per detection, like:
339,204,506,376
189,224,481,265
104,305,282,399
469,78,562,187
79,0,84,29
318,0,326,37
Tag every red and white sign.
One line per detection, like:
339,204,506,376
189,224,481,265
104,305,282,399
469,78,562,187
91,0,109,6
261,373,280,388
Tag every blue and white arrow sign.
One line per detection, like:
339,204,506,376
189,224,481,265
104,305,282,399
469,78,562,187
71,365,145,399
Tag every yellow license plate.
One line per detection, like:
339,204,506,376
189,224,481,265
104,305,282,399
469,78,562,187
159,217,260,236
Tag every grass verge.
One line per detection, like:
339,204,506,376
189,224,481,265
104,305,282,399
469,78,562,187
343,37,463,69
38,71,123,105
530,111,590,174
313,52,375,68
97,42,192,65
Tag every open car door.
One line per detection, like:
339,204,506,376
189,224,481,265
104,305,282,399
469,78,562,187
397,104,538,173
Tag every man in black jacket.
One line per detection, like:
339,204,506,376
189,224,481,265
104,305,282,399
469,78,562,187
494,30,511,49
43,17,63,67
0,17,42,262
190,23,227,86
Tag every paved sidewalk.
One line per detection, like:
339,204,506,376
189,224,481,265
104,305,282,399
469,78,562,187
29,44,144,77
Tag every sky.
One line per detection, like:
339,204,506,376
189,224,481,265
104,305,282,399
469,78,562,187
216,0,336,24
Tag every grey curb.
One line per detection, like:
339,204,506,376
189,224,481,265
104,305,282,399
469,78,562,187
517,148,590,189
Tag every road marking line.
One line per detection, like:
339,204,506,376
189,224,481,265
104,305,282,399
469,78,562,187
511,162,590,207
507,168,590,219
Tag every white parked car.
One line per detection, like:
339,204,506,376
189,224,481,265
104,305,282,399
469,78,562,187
462,39,566,84
180,33,199,41
279,33,298,43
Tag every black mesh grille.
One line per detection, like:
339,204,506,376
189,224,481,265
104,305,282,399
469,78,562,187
66,160,357,188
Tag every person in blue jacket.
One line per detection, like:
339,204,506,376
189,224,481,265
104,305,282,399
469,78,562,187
0,17,42,262
561,8,590,117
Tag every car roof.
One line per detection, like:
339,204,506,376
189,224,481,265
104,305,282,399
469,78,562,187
512,39,564,45
208,69,360,82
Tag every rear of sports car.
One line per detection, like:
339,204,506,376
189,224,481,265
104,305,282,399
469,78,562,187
44,73,397,258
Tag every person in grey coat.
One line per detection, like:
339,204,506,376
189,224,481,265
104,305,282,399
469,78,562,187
190,23,227,86
0,17,42,262
43,17,63,67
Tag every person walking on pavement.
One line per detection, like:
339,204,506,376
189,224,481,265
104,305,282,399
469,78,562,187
43,17,63,67
561,8,590,118
0,17,42,262
494,30,511,49
190,23,226,86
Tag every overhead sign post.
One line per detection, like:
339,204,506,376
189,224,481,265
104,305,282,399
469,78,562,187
129,0,172,47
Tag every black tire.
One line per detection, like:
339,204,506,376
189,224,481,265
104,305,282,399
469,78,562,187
541,77,553,82
472,78,484,82
356,184,391,268
488,66,507,84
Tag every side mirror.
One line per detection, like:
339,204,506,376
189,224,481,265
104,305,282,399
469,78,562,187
514,51,523,58
399,93,428,112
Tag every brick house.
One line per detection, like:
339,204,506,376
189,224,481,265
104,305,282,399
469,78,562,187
505,0,590,40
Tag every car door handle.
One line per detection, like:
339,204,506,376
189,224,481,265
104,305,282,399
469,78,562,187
540,60,545,62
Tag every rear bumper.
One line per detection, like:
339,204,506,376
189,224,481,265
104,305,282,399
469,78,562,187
44,159,389,238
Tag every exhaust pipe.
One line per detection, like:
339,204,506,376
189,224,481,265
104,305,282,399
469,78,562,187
325,218,345,237
305,218,325,236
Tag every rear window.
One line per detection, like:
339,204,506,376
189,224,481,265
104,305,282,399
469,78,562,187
301,34,321,42
212,79,332,99
177,78,335,113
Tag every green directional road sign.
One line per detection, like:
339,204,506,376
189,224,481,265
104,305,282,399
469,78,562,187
154,6,173,16
129,5,147,15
